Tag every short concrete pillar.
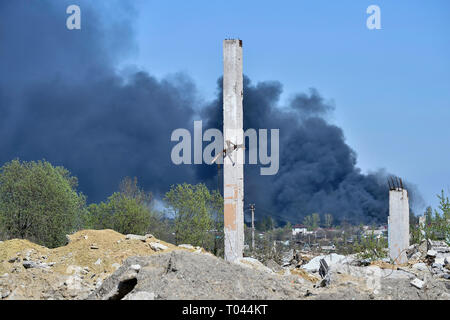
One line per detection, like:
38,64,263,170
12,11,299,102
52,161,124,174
388,188,410,264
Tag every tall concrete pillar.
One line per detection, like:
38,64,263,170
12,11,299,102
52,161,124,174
223,39,244,262
388,188,410,264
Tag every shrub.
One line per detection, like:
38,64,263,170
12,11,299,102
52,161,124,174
0,159,85,247
352,230,388,260
164,183,223,253
85,192,152,235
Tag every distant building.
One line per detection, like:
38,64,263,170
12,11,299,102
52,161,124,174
363,227,387,239
292,224,308,236
321,244,336,252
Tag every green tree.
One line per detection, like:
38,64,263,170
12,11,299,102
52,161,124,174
303,213,320,230
425,206,433,226
312,213,320,229
164,183,222,253
256,216,274,232
352,230,388,260
84,177,155,235
86,193,152,235
0,159,85,248
418,191,450,244
303,215,313,230
324,213,333,228
283,221,292,235
119,176,153,205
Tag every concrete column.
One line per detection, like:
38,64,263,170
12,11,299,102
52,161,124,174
223,39,244,262
388,188,410,264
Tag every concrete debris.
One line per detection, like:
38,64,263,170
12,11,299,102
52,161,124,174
1,229,449,300
410,278,425,289
317,259,330,287
125,234,147,242
427,250,437,258
302,254,346,273
235,257,274,274
0,229,177,300
412,263,428,272
264,259,283,273
428,240,450,253
89,251,308,300
130,264,141,272
358,259,371,267
123,291,155,300
8,257,19,263
22,261,50,269
149,242,168,251
410,252,422,261
178,244,194,250
318,259,329,278
111,263,121,270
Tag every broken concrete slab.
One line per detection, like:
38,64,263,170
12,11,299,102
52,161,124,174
410,252,422,261
264,259,283,273
125,234,147,242
149,242,168,251
412,263,428,272
427,250,437,258
302,254,346,273
410,278,425,289
178,244,194,250
123,291,155,300
235,257,274,274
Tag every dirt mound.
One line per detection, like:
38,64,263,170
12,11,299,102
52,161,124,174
0,230,198,299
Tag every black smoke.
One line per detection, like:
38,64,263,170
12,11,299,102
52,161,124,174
200,79,390,224
0,1,413,224
0,0,199,202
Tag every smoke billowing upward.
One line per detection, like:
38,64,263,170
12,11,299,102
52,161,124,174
200,78,390,224
0,0,199,202
0,1,417,224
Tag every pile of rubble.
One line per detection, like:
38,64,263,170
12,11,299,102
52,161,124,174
0,231,448,300
0,230,205,300
407,239,450,279
88,251,310,300
263,239,450,299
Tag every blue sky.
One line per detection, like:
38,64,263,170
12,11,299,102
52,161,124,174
117,0,450,211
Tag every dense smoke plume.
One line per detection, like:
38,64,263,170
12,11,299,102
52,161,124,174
0,1,414,224
200,79,390,224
